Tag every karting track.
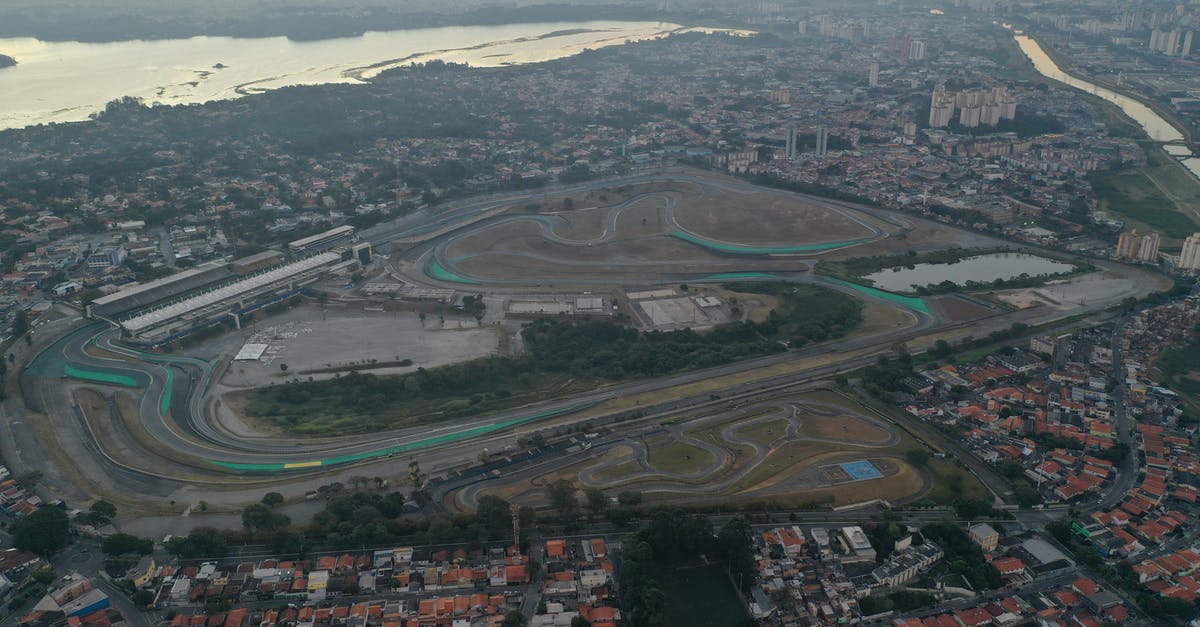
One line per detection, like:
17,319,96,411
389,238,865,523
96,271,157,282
449,394,915,510
12,170,1174,508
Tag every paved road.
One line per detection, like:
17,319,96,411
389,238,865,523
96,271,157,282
8,171,1172,514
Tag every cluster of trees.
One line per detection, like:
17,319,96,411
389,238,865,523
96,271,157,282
720,282,864,347
1154,325,1200,402
858,590,938,616
12,507,70,555
620,511,757,627
164,490,537,560
252,287,861,432
819,248,982,282
541,479,645,528
521,317,783,380
860,352,918,401
919,523,1003,591
747,173,877,206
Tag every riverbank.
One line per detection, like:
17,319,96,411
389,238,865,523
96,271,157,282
1010,28,1200,241
0,4,706,44
1027,30,1196,149
0,20,705,131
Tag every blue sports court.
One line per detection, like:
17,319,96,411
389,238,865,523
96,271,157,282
840,460,883,481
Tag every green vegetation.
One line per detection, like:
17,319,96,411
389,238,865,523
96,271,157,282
720,282,864,345
745,172,878,206
1155,326,1200,405
645,441,715,475
620,511,755,627
920,523,1002,591
101,533,153,556
657,564,751,627
12,507,71,555
246,284,861,435
1089,168,1200,239
859,590,938,615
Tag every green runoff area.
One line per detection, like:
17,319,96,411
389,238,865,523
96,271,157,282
669,229,872,254
426,261,481,284
821,276,931,314
206,401,598,473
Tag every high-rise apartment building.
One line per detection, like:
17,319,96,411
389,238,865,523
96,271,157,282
1180,233,1200,270
908,40,926,61
868,62,879,88
1138,231,1161,262
1116,230,1142,259
815,126,829,157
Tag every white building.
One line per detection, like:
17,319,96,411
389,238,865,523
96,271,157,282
1179,233,1200,270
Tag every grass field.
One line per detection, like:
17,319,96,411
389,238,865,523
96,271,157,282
798,410,891,443
1090,167,1200,239
656,564,749,627
733,418,790,448
645,440,717,475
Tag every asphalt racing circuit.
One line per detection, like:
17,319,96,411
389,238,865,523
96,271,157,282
11,169,1174,515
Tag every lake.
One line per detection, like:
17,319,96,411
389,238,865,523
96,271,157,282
863,252,1076,293
0,21,730,131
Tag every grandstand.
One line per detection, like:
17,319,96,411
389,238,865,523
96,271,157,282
117,252,342,343
288,226,355,257
87,262,232,319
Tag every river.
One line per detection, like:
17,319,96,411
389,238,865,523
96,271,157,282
0,21,730,131
1013,32,1200,179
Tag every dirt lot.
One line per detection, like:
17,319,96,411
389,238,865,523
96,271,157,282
209,305,502,388
672,187,876,245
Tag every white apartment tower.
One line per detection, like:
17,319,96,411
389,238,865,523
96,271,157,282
1180,233,1200,270
1138,231,1161,263
815,125,829,156
868,62,880,88
909,40,926,61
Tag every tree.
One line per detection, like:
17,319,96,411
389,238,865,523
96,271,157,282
584,487,608,519
261,492,284,507
501,611,528,627
476,495,513,540
905,449,930,467
12,507,70,555
570,617,592,627
89,500,117,523
165,527,228,559
409,460,427,489
545,479,578,518
242,503,291,539
12,309,29,337
279,363,288,372
617,491,642,507
101,533,153,556
718,517,757,592
131,590,155,607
